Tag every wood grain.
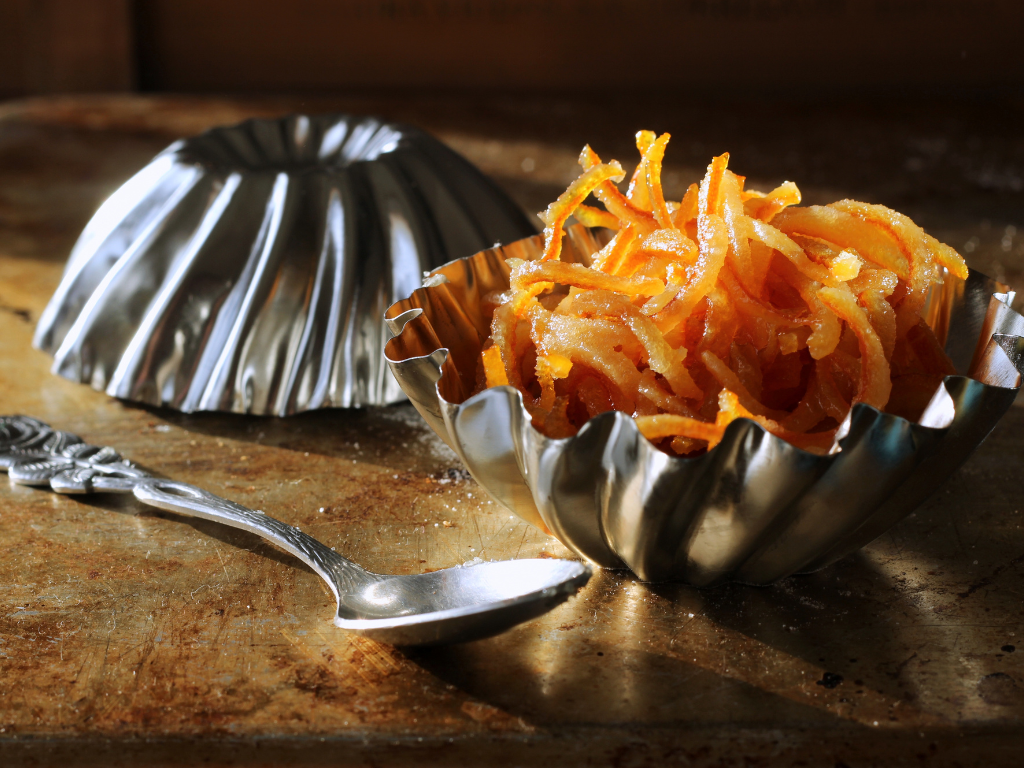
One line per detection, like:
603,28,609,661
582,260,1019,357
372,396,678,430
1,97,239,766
1,94,1023,766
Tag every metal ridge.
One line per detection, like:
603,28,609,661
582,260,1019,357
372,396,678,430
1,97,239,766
385,225,1024,584
34,113,538,415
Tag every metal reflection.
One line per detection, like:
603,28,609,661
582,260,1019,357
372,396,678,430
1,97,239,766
385,225,1024,585
35,114,538,415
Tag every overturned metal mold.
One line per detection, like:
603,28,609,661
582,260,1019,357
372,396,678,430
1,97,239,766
35,113,537,415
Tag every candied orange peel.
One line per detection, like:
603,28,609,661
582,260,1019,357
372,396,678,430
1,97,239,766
479,133,968,456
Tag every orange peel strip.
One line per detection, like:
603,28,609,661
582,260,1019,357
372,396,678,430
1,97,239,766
648,212,730,332
643,133,675,229
699,153,730,218
817,286,892,408
829,200,935,319
482,345,509,388
593,223,641,273
539,161,625,262
774,206,910,279
860,289,897,360
781,369,826,433
510,259,664,298
639,228,698,263
635,413,725,445
721,169,760,294
570,291,702,400
816,358,851,422
579,145,657,233
743,180,801,222
638,369,698,417
636,391,829,453
673,183,699,228
700,350,788,419
644,155,732,330
923,233,969,280
574,203,621,230
627,130,657,211
746,218,835,285
489,302,521,390
509,281,553,317
771,256,843,360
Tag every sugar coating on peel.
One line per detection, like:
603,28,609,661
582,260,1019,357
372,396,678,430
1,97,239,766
477,132,968,455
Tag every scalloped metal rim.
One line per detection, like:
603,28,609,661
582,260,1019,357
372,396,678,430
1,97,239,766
385,227,1024,584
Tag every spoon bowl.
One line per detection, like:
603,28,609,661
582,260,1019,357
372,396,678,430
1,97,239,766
337,559,592,646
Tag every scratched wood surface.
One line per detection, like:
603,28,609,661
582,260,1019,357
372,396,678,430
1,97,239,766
1,95,1023,767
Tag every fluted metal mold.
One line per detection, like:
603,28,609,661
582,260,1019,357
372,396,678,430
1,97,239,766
384,225,1024,585
34,114,538,415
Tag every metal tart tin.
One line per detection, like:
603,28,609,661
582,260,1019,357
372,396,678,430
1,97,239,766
384,225,1024,585
34,114,537,415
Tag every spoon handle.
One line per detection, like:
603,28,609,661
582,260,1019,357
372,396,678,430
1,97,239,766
0,415,373,600
132,478,371,597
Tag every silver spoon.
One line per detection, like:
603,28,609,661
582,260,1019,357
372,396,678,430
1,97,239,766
0,415,591,646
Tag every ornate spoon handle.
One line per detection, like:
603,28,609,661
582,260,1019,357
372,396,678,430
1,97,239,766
132,478,374,597
0,415,375,600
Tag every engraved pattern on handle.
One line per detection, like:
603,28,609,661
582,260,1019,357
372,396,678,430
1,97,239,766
133,478,373,598
0,415,149,490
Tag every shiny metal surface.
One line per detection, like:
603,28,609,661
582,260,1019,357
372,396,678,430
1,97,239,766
8,94,1024,765
0,415,590,646
33,114,537,415
385,225,1024,585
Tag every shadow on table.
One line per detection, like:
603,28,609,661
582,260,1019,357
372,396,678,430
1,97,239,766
406,456,1024,730
405,555,922,729
131,401,461,476
66,491,316,574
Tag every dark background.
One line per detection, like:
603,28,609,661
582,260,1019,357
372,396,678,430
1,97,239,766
1,0,1021,99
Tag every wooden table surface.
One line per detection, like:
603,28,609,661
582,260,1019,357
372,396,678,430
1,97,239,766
1,94,1023,766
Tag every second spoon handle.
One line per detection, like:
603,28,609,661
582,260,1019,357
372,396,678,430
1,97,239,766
132,478,376,599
